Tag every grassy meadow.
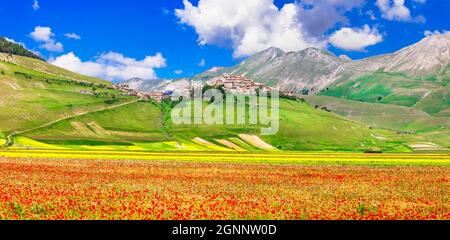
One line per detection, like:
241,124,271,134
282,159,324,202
14,98,430,152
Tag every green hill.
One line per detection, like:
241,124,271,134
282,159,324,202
0,53,110,85
320,69,449,116
0,54,133,140
18,97,428,152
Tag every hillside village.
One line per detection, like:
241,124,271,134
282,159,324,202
113,83,172,102
207,74,273,95
113,74,276,103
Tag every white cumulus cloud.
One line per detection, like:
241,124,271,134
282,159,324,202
64,33,81,40
198,59,206,67
41,41,64,52
30,26,64,52
375,0,426,22
50,52,167,81
175,0,327,58
174,70,183,75
330,25,383,51
30,26,53,42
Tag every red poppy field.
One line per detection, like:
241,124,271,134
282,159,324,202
0,151,449,220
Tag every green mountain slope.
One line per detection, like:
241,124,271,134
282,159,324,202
318,34,449,116
0,53,110,85
320,69,449,116
0,54,133,140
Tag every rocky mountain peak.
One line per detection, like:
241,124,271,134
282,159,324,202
383,33,450,74
253,47,285,60
262,47,285,54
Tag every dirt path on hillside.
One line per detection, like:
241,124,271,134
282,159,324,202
3,99,139,147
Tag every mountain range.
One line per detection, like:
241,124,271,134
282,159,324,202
192,32,449,93
127,33,449,119
128,33,448,107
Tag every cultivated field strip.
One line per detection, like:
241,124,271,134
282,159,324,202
1,150,449,166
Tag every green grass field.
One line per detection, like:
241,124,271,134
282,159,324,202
25,102,166,141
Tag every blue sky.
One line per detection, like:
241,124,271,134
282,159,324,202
0,0,448,81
